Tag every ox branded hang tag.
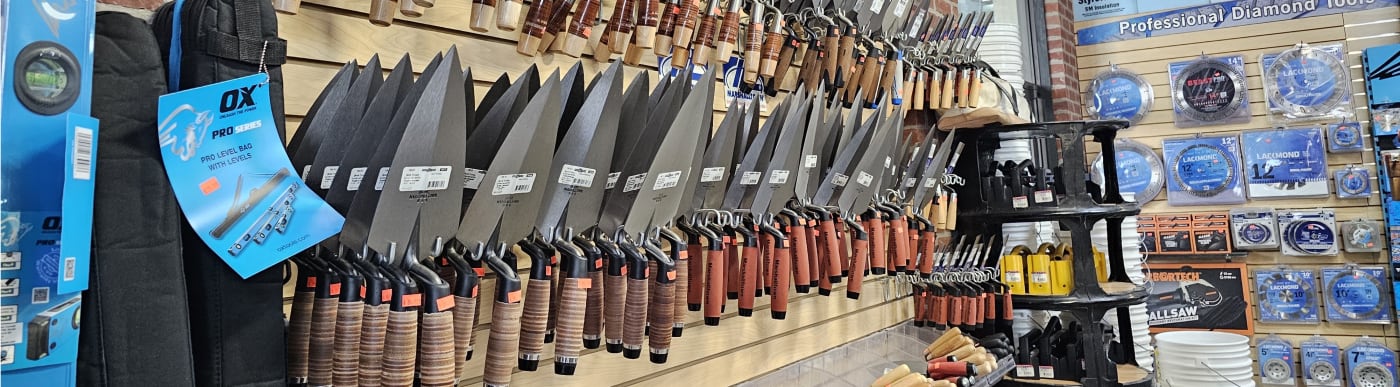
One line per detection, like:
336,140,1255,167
156,74,344,278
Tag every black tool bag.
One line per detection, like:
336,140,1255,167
80,12,199,386
152,0,290,385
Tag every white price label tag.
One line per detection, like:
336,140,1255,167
923,178,938,188
1012,196,1029,208
904,178,917,188
803,155,819,168
31,287,47,304
0,324,16,345
1016,365,1035,378
492,173,537,195
700,167,726,182
1005,272,1023,283
0,253,18,271
832,173,850,187
375,167,391,191
1039,366,1055,379
856,172,874,187
1034,190,1054,203
399,166,453,191
0,305,15,324
769,170,790,184
559,164,597,187
740,171,762,185
884,157,892,169
653,171,683,190
1030,272,1050,283
346,167,368,191
463,168,486,190
0,279,16,298
623,173,647,192
301,165,311,180
320,166,339,189
869,0,885,13
606,172,622,189
63,257,75,281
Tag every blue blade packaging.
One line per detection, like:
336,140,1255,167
0,0,99,386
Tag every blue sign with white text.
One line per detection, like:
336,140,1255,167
1077,0,1399,45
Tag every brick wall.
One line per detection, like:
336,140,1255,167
1044,0,1080,121
934,0,957,16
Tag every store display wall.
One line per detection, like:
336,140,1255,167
1075,3,1400,379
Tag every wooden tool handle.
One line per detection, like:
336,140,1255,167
673,45,693,68
648,280,677,362
967,69,983,108
940,69,956,109
604,274,627,349
633,0,660,48
738,245,760,314
381,310,419,386
368,0,394,26
357,303,390,387
517,279,552,367
272,0,301,14
822,27,840,86
288,291,314,383
836,33,857,85
418,311,456,387
742,22,764,83
483,301,523,387
704,247,726,324
560,0,602,57
692,15,718,64
726,238,740,298
308,297,338,385
843,55,865,104
925,70,940,110
912,71,925,111
799,42,821,89
623,277,649,355
583,270,605,347
820,220,842,283
880,53,898,102
714,11,741,61
399,0,423,17
859,50,883,106
686,244,704,309
867,218,887,274
772,37,796,89
554,277,588,374
956,68,972,108
672,252,691,332
771,242,792,319
517,0,553,55
672,0,699,48
470,0,497,31
541,0,575,52
790,224,811,292
332,301,365,387
653,1,678,55
848,237,869,298
604,0,636,52
497,0,522,30
452,294,477,375
759,31,783,78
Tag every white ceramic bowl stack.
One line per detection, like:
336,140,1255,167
1103,303,1154,372
1154,331,1254,387
981,23,1033,121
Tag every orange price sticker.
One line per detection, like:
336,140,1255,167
578,278,593,289
679,250,688,260
666,271,676,281
199,176,221,195
545,265,553,277
474,267,486,277
381,289,392,302
402,293,423,307
329,283,342,296
436,295,455,311
471,285,479,298
306,276,317,288
595,258,604,269
621,266,628,276
507,290,522,303
360,285,367,299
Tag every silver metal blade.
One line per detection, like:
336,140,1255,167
461,67,536,213
341,55,441,251
694,100,744,210
366,48,468,257
837,102,897,215
675,86,716,217
794,85,827,202
289,60,357,176
753,89,812,215
595,75,653,234
286,61,355,155
556,63,587,147
535,63,624,237
325,55,410,215
474,73,511,128
897,128,937,201
598,74,686,234
720,97,788,210
307,55,383,199
456,73,564,245
914,128,958,210
624,66,718,237
812,91,873,207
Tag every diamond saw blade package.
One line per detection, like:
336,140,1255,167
1343,338,1397,387
1169,54,1252,128
1163,135,1247,206
1241,127,1330,199
1334,167,1372,199
1261,43,1354,124
1322,266,1391,324
1230,207,1279,250
1254,267,1319,323
1259,335,1299,386
1339,220,1384,253
1302,336,1342,387
1279,209,1339,256
1328,121,1365,153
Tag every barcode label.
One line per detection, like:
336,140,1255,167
700,167,726,182
63,257,75,281
803,155,819,168
832,173,850,187
1016,365,1035,378
492,173,537,195
740,171,762,185
904,178,917,188
769,170,790,184
884,157,892,169
347,167,368,191
869,0,885,12
463,168,486,189
0,253,18,271
0,279,15,298
30,287,48,304
320,166,339,189
606,172,622,189
623,173,648,192
559,164,597,187
653,171,683,190
856,172,874,187
1013,196,1029,208
1039,366,1055,379
399,166,452,191
302,165,312,180
923,178,938,188
1034,190,1054,203
0,305,15,324
73,127,93,180
375,167,390,191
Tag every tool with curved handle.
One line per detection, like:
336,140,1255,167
889,211,910,274
703,229,727,325
867,210,888,275
736,224,760,316
552,238,590,374
681,227,705,311
845,217,869,299
620,239,650,359
819,214,842,284
597,235,628,353
439,247,480,375
483,248,524,387
645,240,678,362
515,240,554,371
784,212,811,293
760,222,791,319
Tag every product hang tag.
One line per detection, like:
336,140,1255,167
156,74,345,279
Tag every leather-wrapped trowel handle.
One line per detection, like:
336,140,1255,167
357,303,390,386
380,310,419,386
418,310,456,386
332,301,365,386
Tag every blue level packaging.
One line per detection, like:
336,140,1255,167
1231,207,1280,250
1279,209,1338,256
1254,267,1319,323
1362,44,1400,111
1,0,97,384
1328,122,1365,153
1168,55,1251,128
1163,135,1247,206
1260,43,1353,124
1241,128,1330,199
1343,338,1397,387
1322,266,1391,324
156,74,345,279
1302,336,1343,387
1259,335,1298,386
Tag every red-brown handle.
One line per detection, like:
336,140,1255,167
604,273,627,352
891,217,910,273
634,0,661,48
790,223,811,293
947,293,964,328
761,232,774,296
288,291,313,384
859,47,883,106
554,277,589,374
704,246,726,325
380,310,418,386
691,14,719,65
726,236,740,299
332,301,365,387
357,303,390,386
772,36,798,89
929,290,948,329
653,1,679,55
847,237,869,299
738,244,759,315
672,0,699,48
868,217,888,275
822,26,841,87
516,0,554,55
483,301,523,387
418,310,456,387
714,9,741,62
742,22,763,83
920,231,937,275
672,249,689,335
622,277,649,357
805,220,821,288
771,240,792,320
820,220,842,283
686,243,704,310
759,31,783,78
561,0,602,57
983,291,995,324
308,297,338,386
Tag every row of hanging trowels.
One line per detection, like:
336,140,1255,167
279,46,969,387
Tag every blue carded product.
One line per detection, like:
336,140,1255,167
1328,122,1365,153
1168,55,1251,128
1087,67,1154,125
1259,336,1297,386
156,74,345,279
1242,127,1330,198
1,0,98,384
1322,266,1391,323
1362,44,1400,111
1279,209,1338,256
1091,138,1164,203
1163,135,1247,205
1261,43,1353,123
1254,268,1319,323
1336,168,1372,199
1303,336,1343,387
1343,339,1397,387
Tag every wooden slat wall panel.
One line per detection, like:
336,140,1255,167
1074,5,1400,370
